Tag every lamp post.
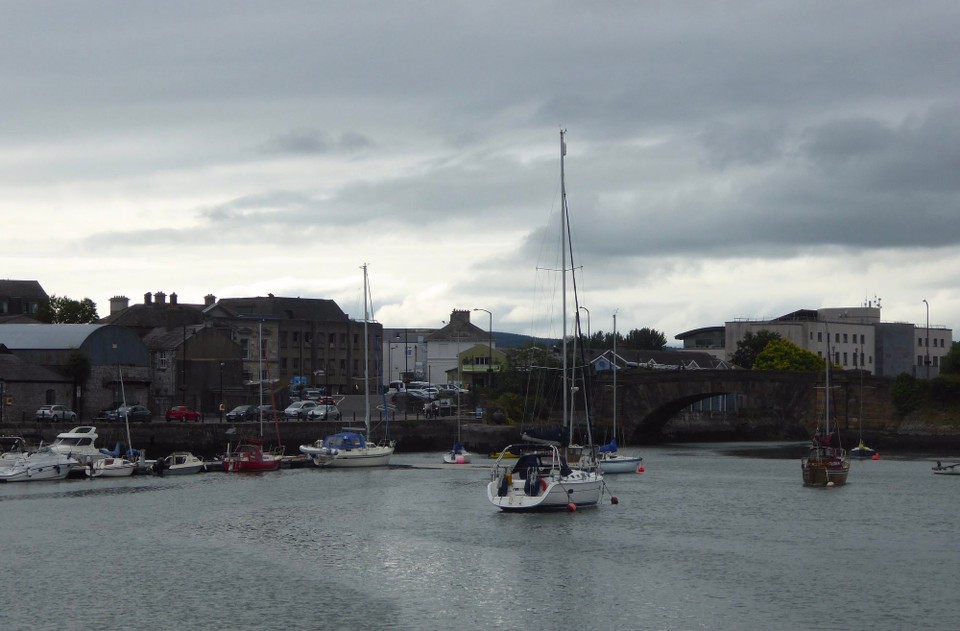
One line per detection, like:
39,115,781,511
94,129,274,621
219,362,224,423
579,305,590,347
473,308,492,387
923,299,930,379
0,379,5,425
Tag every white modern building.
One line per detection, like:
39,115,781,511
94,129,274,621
723,306,952,378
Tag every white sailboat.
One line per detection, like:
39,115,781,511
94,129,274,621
442,331,471,464
488,130,604,511
300,264,395,467
88,367,139,478
597,313,644,474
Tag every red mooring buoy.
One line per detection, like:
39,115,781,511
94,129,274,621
567,502,577,512
637,465,645,473
610,496,619,505
872,453,880,461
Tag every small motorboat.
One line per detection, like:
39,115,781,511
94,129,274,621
223,439,282,472
85,456,136,478
157,452,204,476
0,447,77,482
932,461,960,476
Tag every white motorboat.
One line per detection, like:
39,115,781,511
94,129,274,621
159,452,204,475
85,456,136,478
49,426,104,471
487,132,605,512
0,447,77,482
300,264,395,468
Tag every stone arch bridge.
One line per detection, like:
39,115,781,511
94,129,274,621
589,369,896,443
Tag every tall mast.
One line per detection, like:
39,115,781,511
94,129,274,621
560,129,569,440
362,263,371,433
613,313,617,441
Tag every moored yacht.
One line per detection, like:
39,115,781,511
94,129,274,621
49,426,104,472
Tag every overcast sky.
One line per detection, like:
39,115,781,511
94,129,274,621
3,2,959,341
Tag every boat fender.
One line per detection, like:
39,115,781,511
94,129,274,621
497,474,509,497
540,478,548,493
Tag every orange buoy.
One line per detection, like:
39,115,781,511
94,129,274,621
610,496,619,505
637,465,645,473
567,502,577,512
872,453,880,461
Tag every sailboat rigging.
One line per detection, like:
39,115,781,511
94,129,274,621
299,264,395,467
597,313,644,474
801,335,850,486
488,130,606,511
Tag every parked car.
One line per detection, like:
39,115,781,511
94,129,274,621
104,405,152,422
284,400,318,420
35,404,77,422
303,388,323,401
256,405,278,419
306,404,341,421
165,405,201,422
225,405,258,422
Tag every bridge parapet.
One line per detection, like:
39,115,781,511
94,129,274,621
591,369,894,443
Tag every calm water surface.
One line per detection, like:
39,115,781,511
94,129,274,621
1,443,956,631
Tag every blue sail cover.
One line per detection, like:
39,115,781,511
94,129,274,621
322,432,367,450
597,438,618,454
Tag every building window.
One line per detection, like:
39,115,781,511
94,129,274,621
918,355,924,366
918,337,923,347
241,339,250,359
835,333,840,343
817,332,822,342
843,333,848,343
157,352,168,370
853,353,858,367
860,334,865,344
843,352,848,366
934,356,940,367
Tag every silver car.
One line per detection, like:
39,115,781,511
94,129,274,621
306,404,341,421
283,400,317,420
35,404,77,422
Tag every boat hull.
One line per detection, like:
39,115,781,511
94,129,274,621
487,470,603,511
801,456,850,486
310,445,394,468
0,451,75,482
85,458,136,478
598,453,643,474
442,450,472,464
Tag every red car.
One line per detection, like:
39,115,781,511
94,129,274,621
165,405,201,422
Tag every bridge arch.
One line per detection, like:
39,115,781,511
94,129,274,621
590,369,823,442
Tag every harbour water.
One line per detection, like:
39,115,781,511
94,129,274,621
1,442,956,630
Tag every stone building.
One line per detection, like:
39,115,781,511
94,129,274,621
0,323,150,420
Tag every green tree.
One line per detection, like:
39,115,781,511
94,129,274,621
891,372,923,416
623,327,667,350
939,342,960,375
36,295,99,323
731,330,782,369
753,338,823,371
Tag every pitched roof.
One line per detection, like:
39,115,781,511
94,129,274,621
0,323,106,349
214,297,348,321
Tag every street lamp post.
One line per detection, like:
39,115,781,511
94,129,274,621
473,308,492,387
579,306,590,347
219,362,224,423
923,299,930,379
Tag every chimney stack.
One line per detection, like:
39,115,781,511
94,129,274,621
109,295,130,315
